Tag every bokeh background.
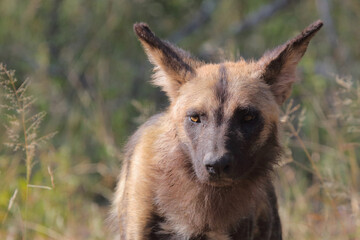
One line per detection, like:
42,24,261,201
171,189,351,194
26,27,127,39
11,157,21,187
0,0,359,239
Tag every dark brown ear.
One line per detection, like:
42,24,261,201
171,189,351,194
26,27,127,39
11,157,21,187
259,20,323,105
134,22,202,101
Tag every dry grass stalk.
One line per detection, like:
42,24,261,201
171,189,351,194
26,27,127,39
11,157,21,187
0,64,55,239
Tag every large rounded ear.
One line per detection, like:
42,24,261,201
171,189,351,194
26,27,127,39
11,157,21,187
134,23,203,101
258,20,323,105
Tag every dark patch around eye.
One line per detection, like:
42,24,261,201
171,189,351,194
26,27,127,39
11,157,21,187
229,107,264,140
244,123,282,180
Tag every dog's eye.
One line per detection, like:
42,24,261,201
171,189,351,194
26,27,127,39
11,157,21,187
190,115,201,123
243,115,255,122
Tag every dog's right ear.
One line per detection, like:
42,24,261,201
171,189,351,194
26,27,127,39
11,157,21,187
134,23,202,101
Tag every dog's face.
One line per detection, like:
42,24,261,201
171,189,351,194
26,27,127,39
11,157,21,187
173,62,280,185
134,21,322,185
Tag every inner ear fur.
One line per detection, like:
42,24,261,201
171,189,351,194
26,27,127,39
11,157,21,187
134,22,202,101
259,20,323,105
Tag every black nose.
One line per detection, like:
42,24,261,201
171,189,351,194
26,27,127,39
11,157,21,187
204,153,234,177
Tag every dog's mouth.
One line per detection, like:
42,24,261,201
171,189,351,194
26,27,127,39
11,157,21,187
192,159,257,187
193,167,235,187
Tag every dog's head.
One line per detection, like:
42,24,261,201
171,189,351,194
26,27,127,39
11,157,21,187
134,21,322,186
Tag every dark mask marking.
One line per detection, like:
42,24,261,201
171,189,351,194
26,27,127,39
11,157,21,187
244,123,281,181
214,64,228,126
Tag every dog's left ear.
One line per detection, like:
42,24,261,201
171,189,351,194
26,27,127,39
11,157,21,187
259,20,323,105
134,23,203,101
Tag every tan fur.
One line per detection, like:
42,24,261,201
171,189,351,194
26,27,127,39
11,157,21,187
113,21,323,239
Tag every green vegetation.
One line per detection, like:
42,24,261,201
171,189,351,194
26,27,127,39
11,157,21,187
0,0,359,239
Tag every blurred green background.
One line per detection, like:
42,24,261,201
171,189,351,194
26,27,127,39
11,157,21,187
0,0,359,239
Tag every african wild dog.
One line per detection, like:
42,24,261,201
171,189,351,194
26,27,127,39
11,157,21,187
113,20,323,240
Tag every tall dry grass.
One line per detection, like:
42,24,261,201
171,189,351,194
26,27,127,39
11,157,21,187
0,64,57,239
278,76,360,239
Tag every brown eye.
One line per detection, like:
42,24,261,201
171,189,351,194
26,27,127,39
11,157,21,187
190,115,200,123
243,115,255,122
